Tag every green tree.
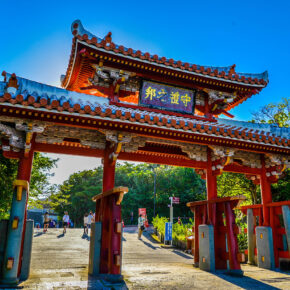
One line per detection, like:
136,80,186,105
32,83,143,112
251,97,290,127
49,163,206,225
252,97,290,202
48,168,103,226
272,169,290,202
217,172,259,205
0,152,57,218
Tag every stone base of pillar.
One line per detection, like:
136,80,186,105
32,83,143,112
20,220,34,281
256,226,275,270
199,224,215,272
247,209,256,265
90,273,124,283
89,222,102,276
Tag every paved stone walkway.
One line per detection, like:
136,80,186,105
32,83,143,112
18,227,290,289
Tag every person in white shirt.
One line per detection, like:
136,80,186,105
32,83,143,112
138,214,145,239
62,211,70,234
83,213,88,235
87,212,93,232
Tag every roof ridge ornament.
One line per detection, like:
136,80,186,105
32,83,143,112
103,32,112,46
2,71,19,95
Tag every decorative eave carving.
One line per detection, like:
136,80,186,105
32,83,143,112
210,145,236,175
15,122,46,156
181,144,207,162
35,126,107,150
233,151,262,169
265,153,290,183
124,135,208,162
0,122,24,150
105,130,135,162
87,64,140,99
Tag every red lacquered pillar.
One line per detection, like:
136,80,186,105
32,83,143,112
99,142,122,275
260,155,272,226
206,148,217,223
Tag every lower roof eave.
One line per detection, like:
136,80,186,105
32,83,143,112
0,103,288,156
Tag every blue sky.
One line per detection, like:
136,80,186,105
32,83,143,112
0,0,289,184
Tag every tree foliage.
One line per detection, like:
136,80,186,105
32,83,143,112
217,97,290,206
251,97,290,127
48,163,206,226
48,168,103,224
217,172,260,205
0,152,57,218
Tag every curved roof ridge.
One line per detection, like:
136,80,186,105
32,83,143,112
218,118,290,139
70,20,269,83
1,72,109,107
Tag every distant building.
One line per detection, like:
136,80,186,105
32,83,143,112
27,208,58,227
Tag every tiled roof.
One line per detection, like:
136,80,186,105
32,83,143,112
0,73,288,148
63,20,268,88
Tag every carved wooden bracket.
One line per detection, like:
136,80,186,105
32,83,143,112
210,146,236,175
265,153,289,183
245,174,260,185
16,122,45,157
106,131,134,163
195,169,206,180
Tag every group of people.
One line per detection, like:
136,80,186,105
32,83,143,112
43,210,149,239
43,211,70,233
43,211,87,235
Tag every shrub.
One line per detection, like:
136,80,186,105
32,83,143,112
152,215,194,242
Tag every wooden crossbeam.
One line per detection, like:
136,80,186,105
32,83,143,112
92,186,128,205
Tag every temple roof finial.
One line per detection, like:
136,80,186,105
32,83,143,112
104,32,112,45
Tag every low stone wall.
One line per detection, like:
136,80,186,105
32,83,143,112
173,238,187,250
154,227,187,251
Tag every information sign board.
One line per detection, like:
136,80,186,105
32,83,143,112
172,197,180,204
138,208,146,218
140,81,195,114
165,222,172,241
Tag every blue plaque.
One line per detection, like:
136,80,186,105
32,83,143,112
140,81,195,114
165,222,172,241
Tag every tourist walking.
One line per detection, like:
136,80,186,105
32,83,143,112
83,213,88,235
43,212,49,233
87,211,93,232
138,214,145,239
62,211,70,234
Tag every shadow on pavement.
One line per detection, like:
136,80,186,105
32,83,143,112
34,232,44,238
122,236,126,241
214,272,280,290
87,275,128,289
171,250,192,260
142,230,160,245
142,240,157,250
57,233,65,238
81,233,90,241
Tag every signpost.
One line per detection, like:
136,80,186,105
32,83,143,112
165,196,180,246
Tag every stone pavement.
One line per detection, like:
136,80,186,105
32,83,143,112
17,227,290,289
